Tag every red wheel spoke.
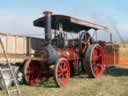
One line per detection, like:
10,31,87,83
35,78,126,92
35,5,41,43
85,44,105,78
58,66,63,72
92,45,104,77
55,58,70,87
24,60,42,85
97,64,103,68
98,52,102,57
57,71,62,77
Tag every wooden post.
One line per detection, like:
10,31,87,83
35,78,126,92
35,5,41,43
26,37,31,56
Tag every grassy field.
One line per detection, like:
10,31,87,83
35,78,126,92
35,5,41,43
1,66,128,96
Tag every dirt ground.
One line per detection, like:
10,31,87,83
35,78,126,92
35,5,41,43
1,66,128,96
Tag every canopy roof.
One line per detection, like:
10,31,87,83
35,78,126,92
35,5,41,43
33,15,108,32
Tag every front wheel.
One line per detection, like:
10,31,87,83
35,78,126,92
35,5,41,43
84,44,105,78
54,58,70,87
23,60,42,85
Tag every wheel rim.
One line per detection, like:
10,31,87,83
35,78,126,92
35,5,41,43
91,45,105,77
24,60,42,85
55,58,70,87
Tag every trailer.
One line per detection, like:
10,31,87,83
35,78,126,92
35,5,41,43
0,11,108,88
104,43,128,66
0,33,46,88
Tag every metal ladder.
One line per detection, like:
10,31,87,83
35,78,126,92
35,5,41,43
0,38,21,96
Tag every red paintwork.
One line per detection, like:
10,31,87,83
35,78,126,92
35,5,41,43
55,58,70,87
91,45,105,77
25,60,42,85
56,48,78,61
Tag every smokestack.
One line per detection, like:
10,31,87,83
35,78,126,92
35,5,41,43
43,11,52,44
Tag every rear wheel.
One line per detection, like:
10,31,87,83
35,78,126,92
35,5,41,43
54,58,70,87
84,44,105,78
24,60,42,85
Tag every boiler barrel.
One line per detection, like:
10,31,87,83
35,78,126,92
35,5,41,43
40,45,59,64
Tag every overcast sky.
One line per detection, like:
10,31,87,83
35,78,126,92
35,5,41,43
0,0,128,42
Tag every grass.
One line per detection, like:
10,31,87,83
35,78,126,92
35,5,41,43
1,66,128,96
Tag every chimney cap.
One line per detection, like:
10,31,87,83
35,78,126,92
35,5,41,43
43,11,53,16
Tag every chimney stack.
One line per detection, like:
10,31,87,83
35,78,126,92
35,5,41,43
43,11,53,44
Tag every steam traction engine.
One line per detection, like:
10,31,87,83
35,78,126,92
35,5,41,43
24,11,108,87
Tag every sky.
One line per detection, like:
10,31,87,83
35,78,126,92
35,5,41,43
0,0,128,42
